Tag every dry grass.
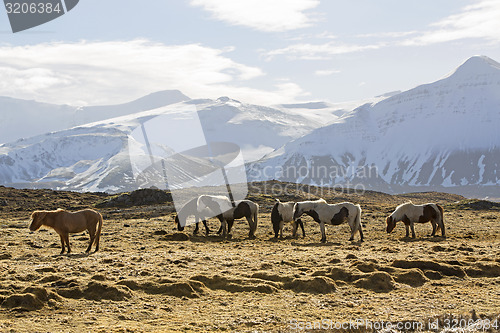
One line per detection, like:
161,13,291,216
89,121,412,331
0,183,498,332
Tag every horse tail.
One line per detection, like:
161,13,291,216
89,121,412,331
253,203,259,234
355,204,363,240
94,211,103,251
436,204,445,233
271,201,281,237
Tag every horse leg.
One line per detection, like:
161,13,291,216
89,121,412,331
291,221,297,238
349,223,356,241
227,219,234,234
298,219,306,238
319,222,327,243
86,227,96,253
246,217,255,238
430,221,437,236
63,233,71,254
202,220,210,236
438,218,446,238
410,223,416,238
359,227,364,241
59,234,66,254
405,224,410,238
193,222,200,235
220,220,227,238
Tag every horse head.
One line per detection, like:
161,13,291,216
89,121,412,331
386,215,396,233
29,211,47,231
174,214,185,231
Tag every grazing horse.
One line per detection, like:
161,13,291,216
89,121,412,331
271,199,305,238
386,202,445,238
197,195,259,238
174,197,222,235
293,199,363,243
29,208,103,254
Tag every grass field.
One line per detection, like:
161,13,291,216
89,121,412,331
0,182,499,332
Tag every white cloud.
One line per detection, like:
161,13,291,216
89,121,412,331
404,0,500,45
0,40,308,106
314,69,340,76
262,0,500,62
190,0,320,32
265,41,381,60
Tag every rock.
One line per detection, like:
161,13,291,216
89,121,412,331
284,276,337,294
394,269,428,287
96,188,172,208
354,272,396,293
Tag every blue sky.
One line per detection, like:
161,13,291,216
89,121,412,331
0,0,499,106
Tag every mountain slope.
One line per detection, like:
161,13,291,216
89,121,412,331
0,97,339,192
0,90,189,144
249,56,500,198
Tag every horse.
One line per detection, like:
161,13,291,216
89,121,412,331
271,199,305,238
293,199,363,243
386,202,445,238
197,195,259,238
174,197,222,236
29,208,103,254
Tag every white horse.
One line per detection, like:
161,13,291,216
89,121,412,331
197,195,259,238
293,199,363,243
174,197,222,235
386,202,445,238
271,199,305,238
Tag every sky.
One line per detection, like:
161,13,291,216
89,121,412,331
0,0,499,106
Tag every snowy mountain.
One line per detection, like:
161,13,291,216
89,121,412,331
0,56,498,197
0,90,189,144
0,96,340,192
249,56,500,198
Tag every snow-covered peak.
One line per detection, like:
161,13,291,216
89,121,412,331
444,55,500,79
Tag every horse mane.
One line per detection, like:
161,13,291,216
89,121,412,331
395,201,414,210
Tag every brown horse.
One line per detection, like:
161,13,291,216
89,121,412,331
29,208,103,254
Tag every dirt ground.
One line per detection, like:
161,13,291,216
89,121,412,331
0,182,499,332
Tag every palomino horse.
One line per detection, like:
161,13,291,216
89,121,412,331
197,195,259,238
271,199,305,238
293,199,363,243
29,208,103,254
386,202,445,238
174,197,222,235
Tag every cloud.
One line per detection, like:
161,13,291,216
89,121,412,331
314,69,340,76
404,0,500,45
262,0,500,62
190,0,320,32
0,40,308,106
265,41,381,60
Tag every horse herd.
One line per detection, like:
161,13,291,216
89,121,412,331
28,194,446,254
